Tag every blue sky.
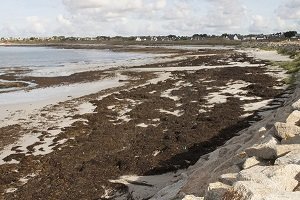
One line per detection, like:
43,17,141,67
0,0,299,37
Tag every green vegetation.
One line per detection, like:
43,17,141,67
283,75,296,85
277,48,298,58
272,54,300,85
276,56,300,74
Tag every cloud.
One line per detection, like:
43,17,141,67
249,15,269,33
204,0,247,32
275,0,300,31
59,0,251,36
57,14,72,26
277,0,300,20
26,16,46,34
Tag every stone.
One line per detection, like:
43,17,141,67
292,99,300,111
275,150,300,165
231,152,247,166
237,164,300,191
275,144,300,157
263,192,300,200
219,173,238,186
205,182,232,200
233,181,274,200
233,181,300,200
182,195,203,200
245,134,279,159
242,157,261,169
281,134,300,144
286,110,300,125
274,122,300,140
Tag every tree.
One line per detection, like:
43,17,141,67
284,31,297,38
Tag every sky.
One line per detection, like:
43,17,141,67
0,0,299,37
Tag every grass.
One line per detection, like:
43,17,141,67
270,55,299,85
273,56,300,74
277,48,298,58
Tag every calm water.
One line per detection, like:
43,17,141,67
0,46,151,68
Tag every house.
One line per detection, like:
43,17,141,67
150,36,158,41
136,37,142,42
227,34,243,40
233,35,239,40
256,35,266,40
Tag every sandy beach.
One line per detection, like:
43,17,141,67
0,45,293,199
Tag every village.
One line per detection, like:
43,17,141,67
1,31,300,44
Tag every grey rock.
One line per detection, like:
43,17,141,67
292,99,300,111
237,164,300,191
286,110,300,125
242,157,261,169
281,134,300,144
245,134,279,159
205,182,232,200
218,173,238,186
275,150,300,165
274,122,300,140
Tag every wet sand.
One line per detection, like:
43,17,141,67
0,45,293,199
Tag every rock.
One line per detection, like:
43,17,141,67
275,150,300,165
263,192,300,200
292,99,300,110
245,134,279,159
286,110,300,125
182,195,203,200
205,182,232,200
258,127,267,134
233,181,274,200
231,152,247,166
274,122,300,140
233,181,300,200
275,144,300,157
219,173,238,186
242,157,261,169
281,134,300,144
237,164,300,191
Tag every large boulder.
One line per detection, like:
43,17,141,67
274,122,300,140
281,135,300,144
205,182,232,200
286,110,300,125
275,150,300,165
245,134,279,159
219,173,238,186
242,157,263,169
233,181,275,200
263,192,300,200
233,181,300,200
275,144,300,157
182,195,203,200
237,164,300,191
292,99,300,111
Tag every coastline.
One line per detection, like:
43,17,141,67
0,44,296,199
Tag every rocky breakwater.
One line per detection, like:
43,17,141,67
205,94,300,199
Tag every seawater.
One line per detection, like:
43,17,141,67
0,46,151,68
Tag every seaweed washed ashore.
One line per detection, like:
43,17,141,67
0,45,293,199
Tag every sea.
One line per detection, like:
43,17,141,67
0,46,152,69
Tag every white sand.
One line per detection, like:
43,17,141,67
23,54,165,77
0,76,125,127
108,172,185,200
237,49,292,62
161,88,181,101
127,62,262,72
158,109,183,117
243,99,273,112
204,80,258,106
